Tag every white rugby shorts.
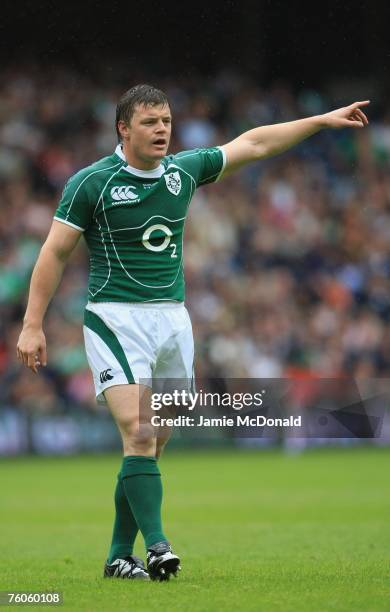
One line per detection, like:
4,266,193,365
83,302,194,403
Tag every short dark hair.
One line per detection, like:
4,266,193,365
115,84,169,141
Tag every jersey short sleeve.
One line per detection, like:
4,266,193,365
54,171,94,232
173,146,226,187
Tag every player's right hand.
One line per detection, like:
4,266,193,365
16,327,47,374
321,101,370,129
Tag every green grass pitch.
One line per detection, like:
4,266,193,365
1,447,389,611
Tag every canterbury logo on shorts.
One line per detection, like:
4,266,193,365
100,368,114,383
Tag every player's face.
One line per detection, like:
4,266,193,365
125,103,172,168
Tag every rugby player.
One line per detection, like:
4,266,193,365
16,84,369,580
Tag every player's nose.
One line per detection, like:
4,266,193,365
156,119,168,132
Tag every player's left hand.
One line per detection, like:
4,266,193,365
322,101,370,129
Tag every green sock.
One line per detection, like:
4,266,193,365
121,456,167,550
107,474,139,563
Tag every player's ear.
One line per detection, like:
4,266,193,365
118,120,130,141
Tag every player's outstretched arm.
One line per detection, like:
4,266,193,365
17,220,82,373
220,101,370,177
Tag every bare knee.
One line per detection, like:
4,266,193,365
104,384,156,457
120,418,156,456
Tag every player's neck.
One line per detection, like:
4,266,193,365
121,144,161,171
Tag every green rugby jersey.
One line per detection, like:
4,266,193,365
54,144,226,302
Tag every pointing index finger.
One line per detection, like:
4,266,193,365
352,100,370,109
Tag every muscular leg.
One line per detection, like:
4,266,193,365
103,383,171,459
105,384,156,456
105,384,167,550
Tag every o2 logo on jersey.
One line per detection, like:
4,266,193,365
164,171,181,196
142,224,177,258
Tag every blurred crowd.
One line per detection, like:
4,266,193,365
1,64,390,415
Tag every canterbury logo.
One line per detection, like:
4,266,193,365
100,368,114,383
110,186,138,201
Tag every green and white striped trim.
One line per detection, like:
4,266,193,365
84,309,135,383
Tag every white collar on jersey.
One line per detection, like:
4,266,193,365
114,144,165,178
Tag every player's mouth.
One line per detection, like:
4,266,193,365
152,138,167,148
